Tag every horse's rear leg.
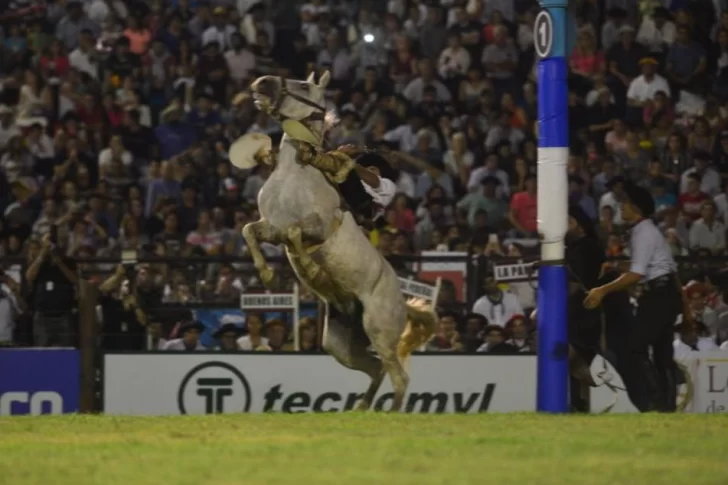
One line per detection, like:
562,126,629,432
242,219,281,287
322,310,384,411
363,310,409,412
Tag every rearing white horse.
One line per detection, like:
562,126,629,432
236,71,436,412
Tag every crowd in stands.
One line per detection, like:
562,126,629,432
0,0,727,353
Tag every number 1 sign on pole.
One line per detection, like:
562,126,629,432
535,0,569,414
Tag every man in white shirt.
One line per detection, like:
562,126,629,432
69,29,100,80
383,111,425,153
673,321,718,360
85,0,127,24
626,57,671,107
680,150,722,196
599,175,625,224
202,7,238,52
637,7,676,54
225,33,256,85
471,273,524,328
163,320,206,351
438,32,471,80
689,200,726,254
402,58,452,103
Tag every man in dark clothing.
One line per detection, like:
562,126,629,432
565,205,605,412
24,233,77,346
584,182,682,412
121,108,157,163
98,265,147,351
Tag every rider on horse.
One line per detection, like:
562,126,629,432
232,119,399,226
287,115,399,224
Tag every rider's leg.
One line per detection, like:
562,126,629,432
287,224,336,293
242,219,282,287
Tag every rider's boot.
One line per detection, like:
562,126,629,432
287,226,340,298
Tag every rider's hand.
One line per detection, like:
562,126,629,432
337,144,361,156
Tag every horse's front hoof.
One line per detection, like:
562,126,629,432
260,267,276,287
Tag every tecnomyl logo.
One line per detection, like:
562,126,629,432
177,362,252,414
260,384,497,413
0,391,64,416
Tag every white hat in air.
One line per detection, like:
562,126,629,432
229,133,272,169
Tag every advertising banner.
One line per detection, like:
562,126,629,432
691,352,728,413
103,354,537,415
0,349,80,416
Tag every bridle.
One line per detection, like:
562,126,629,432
258,77,326,123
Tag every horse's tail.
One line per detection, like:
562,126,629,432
397,298,437,366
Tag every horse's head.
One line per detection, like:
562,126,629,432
251,71,330,122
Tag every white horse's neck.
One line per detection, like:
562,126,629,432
276,119,324,170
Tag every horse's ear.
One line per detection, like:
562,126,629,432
318,70,331,88
306,72,317,84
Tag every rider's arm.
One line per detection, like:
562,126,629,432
355,165,380,188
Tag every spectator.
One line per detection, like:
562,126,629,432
460,312,486,352
685,282,719,336
504,314,530,351
425,311,462,352
679,150,721,197
265,318,292,351
25,233,77,347
163,320,205,351
213,322,244,352
689,200,726,254
237,313,269,351
0,270,26,345
403,58,451,104
202,7,237,52
626,57,670,110
225,33,256,86
55,1,100,51
298,317,320,353
476,324,518,353
673,321,717,359
636,7,676,56
665,25,707,95
508,174,537,237
98,265,147,351
679,173,710,222
438,32,471,81
472,272,523,328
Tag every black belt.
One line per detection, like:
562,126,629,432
641,274,677,293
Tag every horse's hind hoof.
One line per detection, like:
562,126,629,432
354,401,372,412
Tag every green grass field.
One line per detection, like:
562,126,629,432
1,414,727,485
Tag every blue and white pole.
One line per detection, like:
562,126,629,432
534,0,570,413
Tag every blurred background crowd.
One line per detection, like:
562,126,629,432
0,0,727,354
